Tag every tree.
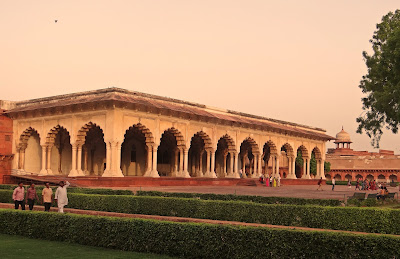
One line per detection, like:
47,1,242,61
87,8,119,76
357,10,400,147
310,153,317,176
295,150,303,167
324,161,331,173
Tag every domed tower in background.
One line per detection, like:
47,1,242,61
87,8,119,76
334,127,352,149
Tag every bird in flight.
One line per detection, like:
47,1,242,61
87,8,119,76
55,20,58,23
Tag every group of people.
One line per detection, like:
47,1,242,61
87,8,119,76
259,174,281,187
12,180,70,213
355,178,381,191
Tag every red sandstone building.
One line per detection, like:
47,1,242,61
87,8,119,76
0,109,13,184
326,128,399,182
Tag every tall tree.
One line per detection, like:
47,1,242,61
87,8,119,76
357,10,400,147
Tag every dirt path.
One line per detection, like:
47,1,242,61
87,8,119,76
1,203,398,237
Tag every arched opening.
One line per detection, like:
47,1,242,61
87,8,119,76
121,124,154,176
18,128,41,174
366,174,374,181
334,174,342,181
345,174,352,181
378,174,386,180
239,138,259,178
157,128,186,177
188,132,211,177
295,146,309,179
389,174,397,182
311,147,322,178
262,141,277,177
47,126,72,176
215,135,236,178
77,123,106,176
325,174,332,181
355,174,363,181
280,143,294,178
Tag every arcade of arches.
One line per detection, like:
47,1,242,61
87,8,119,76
5,88,332,180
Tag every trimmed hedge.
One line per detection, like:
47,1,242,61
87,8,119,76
136,190,341,206
326,181,399,186
1,209,400,258
1,189,400,235
0,184,132,195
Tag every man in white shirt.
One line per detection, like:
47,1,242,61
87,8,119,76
332,178,336,191
54,181,70,213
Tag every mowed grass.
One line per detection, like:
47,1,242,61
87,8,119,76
0,234,175,259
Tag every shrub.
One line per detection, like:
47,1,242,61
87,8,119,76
0,209,399,258
135,190,341,206
1,189,399,235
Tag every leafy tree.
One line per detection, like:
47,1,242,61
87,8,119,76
310,153,317,175
357,10,400,147
295,150,303,167
324,161,331,173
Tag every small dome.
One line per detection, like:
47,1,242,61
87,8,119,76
335,127,352,143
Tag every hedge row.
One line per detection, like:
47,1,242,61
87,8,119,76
136,190,342,206
1,189,399,235
1,209,399,258
0,184,132,195
326,181,399,186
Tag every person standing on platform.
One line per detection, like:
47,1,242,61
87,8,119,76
12,182,25,210
55,181,70,213
265,174,270,187
26,183,40,210
277,174,281,187
273,177,277,187
42,182,53,212
332,178,336,191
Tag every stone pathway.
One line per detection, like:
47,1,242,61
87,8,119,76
1,203,397,237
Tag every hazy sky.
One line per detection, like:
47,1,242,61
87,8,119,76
1,1,399,152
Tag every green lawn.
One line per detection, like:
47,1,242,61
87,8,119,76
0,234,174,259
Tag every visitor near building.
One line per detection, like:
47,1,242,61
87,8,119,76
331,178,336,191
42,182,53,212
25,183,40,210
12,182,25,210
55,181,70,213
317,177,323,191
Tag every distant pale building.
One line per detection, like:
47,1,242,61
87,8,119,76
326,128,399,182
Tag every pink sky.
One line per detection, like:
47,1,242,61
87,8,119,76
1,1,399,152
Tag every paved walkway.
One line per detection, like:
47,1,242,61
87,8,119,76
113,185,400,200
1,203,397,237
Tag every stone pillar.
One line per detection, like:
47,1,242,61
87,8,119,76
179,148,184,176
174,149,179,176
46,146,53,175
39,145,47,176
229,152,234,177
242,155,246,178
103,142,111,176
115,141,123,177
302,158,307,179
14,150,20,170
306,158,311,179
68,144,78,177
77,145,84,176
20,149,25,171
144,145,160,177
209,149,216,178
257,154,262,176
145,145,152,174
182,149,190,178
232,152,239,178
271,155,275,177
275,155,280,178
199,150,204,177
205,150,211,177
223,153,227,177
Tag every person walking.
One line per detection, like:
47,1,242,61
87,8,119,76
42,182,53,212
331,178,336,191
12,182,25,210
55,181,70,213
347,179,352,188
317,177,323,191
355,179,361,190
25,183,40,210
